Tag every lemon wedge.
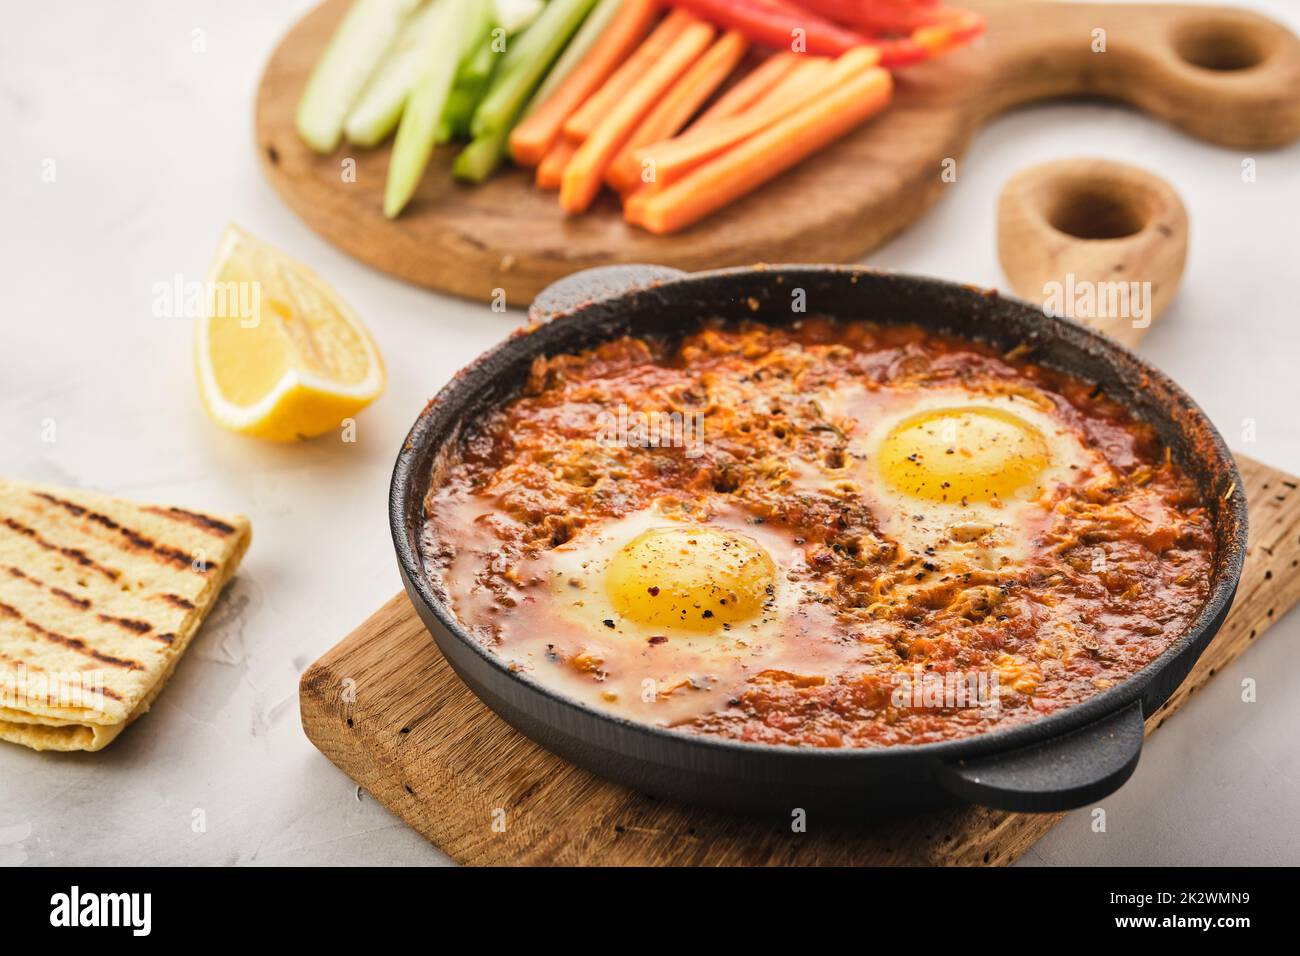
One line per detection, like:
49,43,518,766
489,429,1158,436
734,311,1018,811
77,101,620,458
194,225,386,442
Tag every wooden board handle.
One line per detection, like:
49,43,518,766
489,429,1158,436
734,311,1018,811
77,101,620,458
985,1,1300,148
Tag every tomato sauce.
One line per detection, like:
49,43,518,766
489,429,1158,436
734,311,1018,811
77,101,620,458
423,319,1214,748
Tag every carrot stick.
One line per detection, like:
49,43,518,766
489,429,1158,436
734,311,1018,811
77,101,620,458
631,65,893,234
622,56,842,216
746,53,835,112
563,9,693,140
604,30,749,194
687,50,798,130
623,50,872,220
623,160,690,222
621,50,797,202
621,181,655,223
623,57,847,223
561,16,716,213
536,136,579,189
510,0,662,167
623,58,831,209
636,47,875,182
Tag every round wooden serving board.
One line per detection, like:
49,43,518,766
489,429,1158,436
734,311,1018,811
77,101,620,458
255,0,1300,303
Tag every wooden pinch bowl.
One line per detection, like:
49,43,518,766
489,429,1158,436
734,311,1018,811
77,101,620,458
997,158,1189,348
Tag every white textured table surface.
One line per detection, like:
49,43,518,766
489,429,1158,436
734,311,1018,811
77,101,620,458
2,0,1298,867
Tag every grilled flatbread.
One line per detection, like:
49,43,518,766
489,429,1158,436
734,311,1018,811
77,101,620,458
0,478,251,751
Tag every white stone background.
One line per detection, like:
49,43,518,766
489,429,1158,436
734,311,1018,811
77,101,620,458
1,0,1297,866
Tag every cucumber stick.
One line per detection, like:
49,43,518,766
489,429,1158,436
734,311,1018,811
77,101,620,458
383,0,481,218
438,41,499,143
297,0,422,153
452,126,510,183
344,0,445,147
493,0,546,35
438,1,543,143
470,0,598,142
523,0,625,122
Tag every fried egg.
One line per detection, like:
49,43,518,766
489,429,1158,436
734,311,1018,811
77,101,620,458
506,504,843,724
542,505,807,641
833,384,1106,571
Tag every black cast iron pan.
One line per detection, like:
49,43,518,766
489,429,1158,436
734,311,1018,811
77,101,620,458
391,265,1248,817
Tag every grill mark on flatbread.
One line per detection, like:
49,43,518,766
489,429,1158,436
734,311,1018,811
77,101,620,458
1,650,44,671
0,601,145,671
53,587,91,610
0,658,126,703
4,566,171,642
4,565,93,611
96,613,152,636
144,506,238,537
0,645,129,701
157,593,196,611
31,492,216,573
1,518,121,581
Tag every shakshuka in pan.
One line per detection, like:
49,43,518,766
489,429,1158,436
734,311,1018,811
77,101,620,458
421,318,1214,748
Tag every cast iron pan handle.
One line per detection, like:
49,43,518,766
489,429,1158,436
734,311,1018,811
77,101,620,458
529,264,688,322
936,700,1145,812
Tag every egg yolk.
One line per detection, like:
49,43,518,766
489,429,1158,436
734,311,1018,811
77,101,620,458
605,527,775,632
878,406,1049,503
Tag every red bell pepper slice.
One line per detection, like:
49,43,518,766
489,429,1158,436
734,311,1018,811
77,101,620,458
663,0,985,67
667,0,873,56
